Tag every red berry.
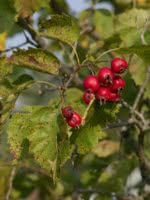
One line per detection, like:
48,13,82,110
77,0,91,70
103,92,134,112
98,67,114,85
109,76,125,93
108,91,120,102
111,58,128,74
67,112,81,127
95,87,110,105
83,75,100,92
83,91,94,104
62,106,74,119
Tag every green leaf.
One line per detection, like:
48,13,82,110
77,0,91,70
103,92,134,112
93,9,114,39
121,72,138,104
0,0,21,36
66,88,87,116
119,27,141,47
27,109,59,178
103,33,122,49
12,74,34,85
39,14,80,44
115,8,150,32
116,45,150,65
7,105,73,179
79,10,91,22
0,75,34,135
128,55,150,99
113,45,150,99
0,79,18,135
7,112,31,163
98,171,124,196
0,56,13,79
72,125,106,154
15,0,50,18
71,102,120,154
8,48,60,75
113,155,138,185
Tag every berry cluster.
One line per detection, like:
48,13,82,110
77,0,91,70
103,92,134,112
83,58,127,105
62,106,81,127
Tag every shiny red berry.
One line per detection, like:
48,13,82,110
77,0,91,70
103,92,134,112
67,112,81,127
111,58,128,74
98,67,114,85
83,91,94,104
62,106,74,119
108,91,120,102
83,75,100,92
109,76,125,93
95,87,110,105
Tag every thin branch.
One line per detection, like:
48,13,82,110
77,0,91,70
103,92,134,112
76,188,104,194
17,18,46,48
0,41,28,54
64,65,82,89
135,16,150,45
5,166,16,200
23,164,52,179
82,96,95,126
102,121,129,131
95,48,119,63
121,100,146,125
35,81,58,89
71,43,80,66
132,17,150,112
133,0,136,8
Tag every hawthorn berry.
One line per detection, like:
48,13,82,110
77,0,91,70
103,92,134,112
111,58,128,74
83,75,100,92
83,91,94,104
62,106,74,119
95,87,110,105
98,67,114,85
108,91,120,102
67,112,81,127
109,76,125,93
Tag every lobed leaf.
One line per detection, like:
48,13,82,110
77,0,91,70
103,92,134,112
7,105,73,179
0,76,34,136
7,48,61,75
39,14,80,44
71,102,120,154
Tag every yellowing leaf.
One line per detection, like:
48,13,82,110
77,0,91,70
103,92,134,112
15,0,50,18
39,14,80,44
0,32,7,51
8,48,60,75
93,140,120,157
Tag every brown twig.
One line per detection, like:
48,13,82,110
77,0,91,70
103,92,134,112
23,164,52,179
5,166,17,200
17,18,45,48
121,100,146,126
0,31,37,54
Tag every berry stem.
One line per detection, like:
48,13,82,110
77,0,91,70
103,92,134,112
35,81,58,89
71,43,80,66
82,96,95,126
95,48,119,62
